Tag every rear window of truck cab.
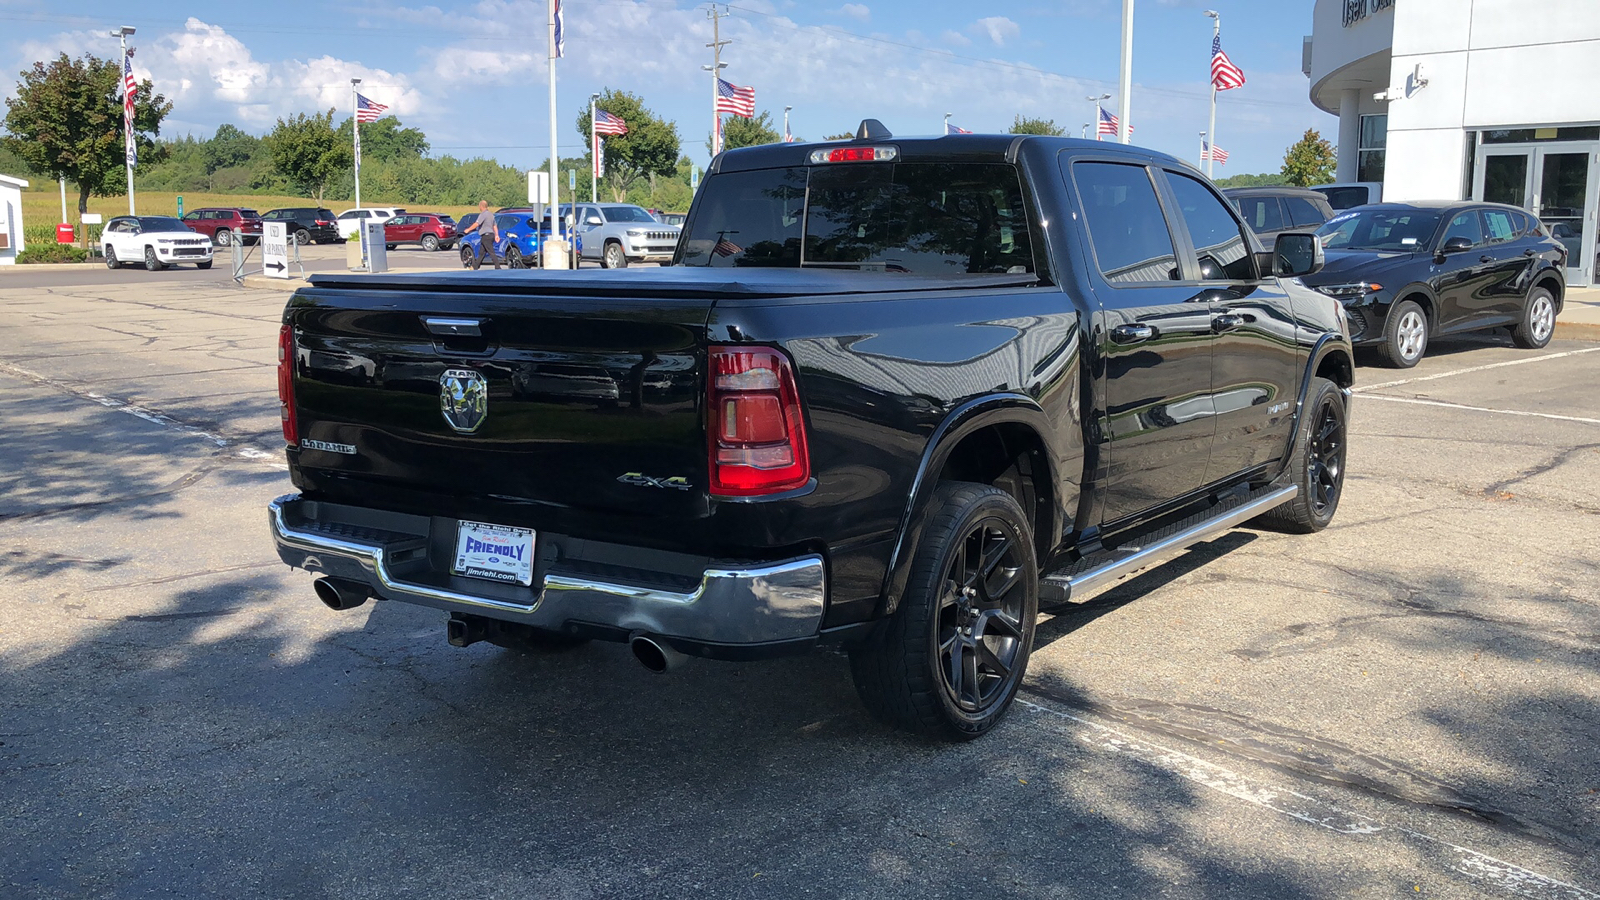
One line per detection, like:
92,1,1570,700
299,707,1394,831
680,163,1036,275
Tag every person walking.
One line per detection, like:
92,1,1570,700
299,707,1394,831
464,200,500,269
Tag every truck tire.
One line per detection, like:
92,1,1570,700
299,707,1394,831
1255,376,1347,534
603,241,627,269
1511,285,1556,350
215,229,232,247
849,482,1038,741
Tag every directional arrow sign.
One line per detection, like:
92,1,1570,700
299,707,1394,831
263,222,289,279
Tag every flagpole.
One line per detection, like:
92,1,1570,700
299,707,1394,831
113,26,136,215
1117,0,1133,144
590,93,598,203
1206,10,1219,178
706,5,728,157
351,78,362,210
547,0,562,262
943,112,950,135
784,105,791,142
1199,131,1207,169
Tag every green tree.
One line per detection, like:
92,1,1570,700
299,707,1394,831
823,131,854,141
265,109,350,201
575,89,680,202
1,52,172,215
1008,115,1065,136
1215,171,1290,189
707,110,783,154
1281,129,1337,187
335,116,428,163
203,123,260,173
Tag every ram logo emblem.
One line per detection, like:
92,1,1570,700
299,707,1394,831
439,368,488,433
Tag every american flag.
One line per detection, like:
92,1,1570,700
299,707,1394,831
594,109,628,135
1211,34,1246,91
1097,106,1131,140
713,234,742,257
783,119,795,142
121,50,137,166
1201,141,1229,165
716,78,755,118
945,122,972,134
553,0,565,58
356,93,388,123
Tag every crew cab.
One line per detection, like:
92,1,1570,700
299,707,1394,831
269,122,1353,740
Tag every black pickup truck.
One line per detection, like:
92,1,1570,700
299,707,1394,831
270,123,1353,739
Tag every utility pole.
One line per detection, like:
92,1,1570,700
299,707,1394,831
110,25,136,214
1205,9,1220,178
704,5,730,157
1117,0,1133,144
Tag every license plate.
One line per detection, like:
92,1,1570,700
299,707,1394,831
451,520,535,586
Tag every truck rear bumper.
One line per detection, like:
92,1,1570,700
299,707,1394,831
268,494,827,653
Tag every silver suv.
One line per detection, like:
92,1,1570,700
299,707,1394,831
566,203,680,268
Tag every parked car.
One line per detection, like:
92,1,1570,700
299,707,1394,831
1311,181,1383,211
336,207,407,240
458,209,581,268
658,212,687,227
1224,187,1334,242
383,213,458,252
261,207,340,245
563,202,680,268
270,124,1351,740
1308,201,1565,367
102,215,214,271
181,207,262,247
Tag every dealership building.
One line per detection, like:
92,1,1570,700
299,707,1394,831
1306,0,1600,285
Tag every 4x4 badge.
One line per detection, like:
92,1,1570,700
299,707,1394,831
439,368,488,433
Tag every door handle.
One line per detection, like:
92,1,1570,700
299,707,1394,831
1110,324,1156,344
1479,255,1494,263
1211,313,1245,333
1524,248,1537,257
422,316,484,337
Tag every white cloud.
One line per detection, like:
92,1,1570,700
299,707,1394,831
834,4,871,21
941,29,972,47
972,16,1021,46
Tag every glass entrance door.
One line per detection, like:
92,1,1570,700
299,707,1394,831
1479,152,1531,207
1535,149,1595,286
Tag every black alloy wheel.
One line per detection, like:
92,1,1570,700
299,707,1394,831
421,234,440,252
104,246,118,269
143,247,163,271
1255,376,1347,534
459,245,475,269
294,228,311,246
850,482,1038,740
506,245,524,268
214,229,232,247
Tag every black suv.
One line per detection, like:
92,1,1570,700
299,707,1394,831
261,207,340,245
1307,202,1566,367
1224,187,1334,243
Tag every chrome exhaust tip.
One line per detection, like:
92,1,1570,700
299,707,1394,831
630,634,689,673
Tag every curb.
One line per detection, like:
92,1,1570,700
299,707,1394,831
239,274,305,292
0,262,106,273
1554,321,1600,342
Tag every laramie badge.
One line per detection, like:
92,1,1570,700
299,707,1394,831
439,368,488,433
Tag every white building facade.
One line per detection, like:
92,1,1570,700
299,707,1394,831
0,174,26,265
1307,0,1600,285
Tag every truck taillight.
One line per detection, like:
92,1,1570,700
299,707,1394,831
277,324,298,447
707,346,809,497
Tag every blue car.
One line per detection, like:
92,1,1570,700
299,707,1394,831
459,209,582,269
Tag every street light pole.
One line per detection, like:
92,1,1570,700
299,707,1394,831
784,105,791,142
1087,93,1110,141
1118,0,1133,144
1205,10,1220,178
110,25,137,214
943,112,951,135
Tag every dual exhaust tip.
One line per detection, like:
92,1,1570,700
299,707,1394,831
315,579,689,672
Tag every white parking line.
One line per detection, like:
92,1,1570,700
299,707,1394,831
1354,347,1600,393
1359,394,1600,426
1018,699,1600,899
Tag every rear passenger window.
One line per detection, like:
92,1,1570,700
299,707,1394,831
1166,172,1256,281
1073,162,1180,284
1482,209,1518,242
1284,196,1328,228
1236,197,1284,233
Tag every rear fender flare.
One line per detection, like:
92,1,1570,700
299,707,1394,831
878,394,1062,617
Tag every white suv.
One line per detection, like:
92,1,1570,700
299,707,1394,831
336,207,407,239
102,215,214,271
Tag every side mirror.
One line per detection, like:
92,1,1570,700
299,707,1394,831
1438,235,1473,255
586,216,604,226
566,213,576,227
1272,232,1324,278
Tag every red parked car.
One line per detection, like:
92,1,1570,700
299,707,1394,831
182,208,263,247
382,213,459,252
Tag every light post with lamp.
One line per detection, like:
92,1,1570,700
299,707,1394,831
589,91,601,203
1087,93,1110,141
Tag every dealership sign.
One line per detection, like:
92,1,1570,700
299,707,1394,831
1344,0,1395,27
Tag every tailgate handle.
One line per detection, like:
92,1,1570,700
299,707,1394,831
423,316,484,337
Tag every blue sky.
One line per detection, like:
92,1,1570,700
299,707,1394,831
0,0,1330,175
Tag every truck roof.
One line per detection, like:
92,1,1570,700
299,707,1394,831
714,132,1196,175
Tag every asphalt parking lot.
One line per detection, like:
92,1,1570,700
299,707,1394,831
1,274,1597,898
